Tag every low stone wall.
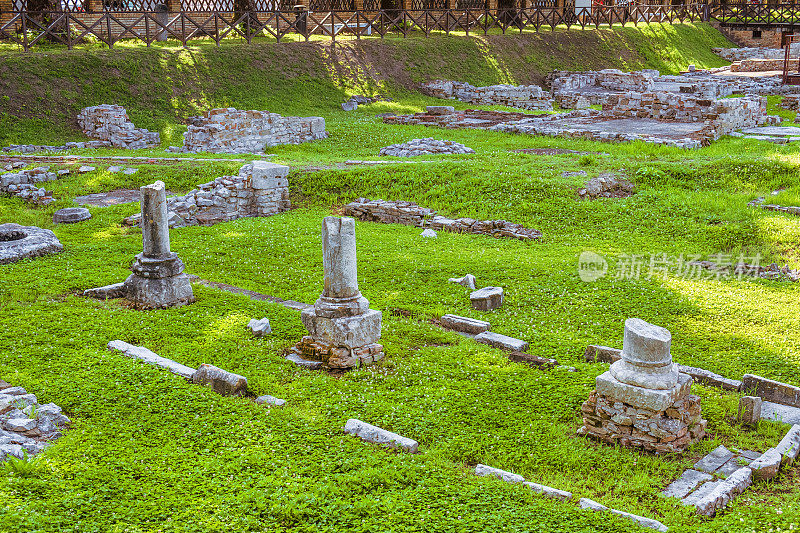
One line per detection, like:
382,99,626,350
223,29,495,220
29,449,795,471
0,166,60,205
420,80,553,111
343,198,542,241
179,108,327,154
77,105,160,149
781,95,800,110
124,161,290,228
550,69,657,94
714,46,799,62
2,141,113,153
731,58,794,72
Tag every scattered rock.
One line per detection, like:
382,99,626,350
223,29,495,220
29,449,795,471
247,318,272,337
470,286,504,311
420,228,437,238
584,345,622,363
123,168,138,175
448,274,477,289
192,364,248,397
508,351,558,369
341,100,358,111
53,207,91,224
426,106,455,115
255,394,286,407
343,418,418,453
78,166,96,173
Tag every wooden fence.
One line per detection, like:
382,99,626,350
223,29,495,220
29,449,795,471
0,2,712,50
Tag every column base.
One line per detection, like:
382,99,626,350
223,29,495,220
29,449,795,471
578,388,706,454
288,336,384,369
123,272,195,309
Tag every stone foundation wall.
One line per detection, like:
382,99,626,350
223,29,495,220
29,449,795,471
420,81,553,111
0,166,59,205
603,93,777,139
781,95,800,110
713,46,796,62
580,390,707,454
180,108,327,153
343,198,542,241
713,27,782,48
731,58,793,72
77,105,160,149
550,69,656,94
289,336,384,368
124,162,290,228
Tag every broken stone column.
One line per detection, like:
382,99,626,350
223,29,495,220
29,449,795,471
123,181,194,309
288,216,383,369
578,318,706,453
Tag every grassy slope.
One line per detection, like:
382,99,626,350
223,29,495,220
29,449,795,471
4,22,800,533
0,23,731,147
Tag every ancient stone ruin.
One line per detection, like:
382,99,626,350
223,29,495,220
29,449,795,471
1,166,60,205
379,138,475,157
344,198,542,241
77,105,161,149
288,216,383,370
124,161,290,228
86,181,194,309
579,318,706,454
387,92,779,149
176,108,327,153
421,80,553,111
578,174,635,199
0,381,69,460
0,223,63,264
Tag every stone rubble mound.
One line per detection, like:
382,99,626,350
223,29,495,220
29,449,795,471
420,80,553,111
77,105,160,149
124,161,290,229
343,198,542,241
0,381,69,461
578,174,635,199
379,138,474,157
0,166,59,205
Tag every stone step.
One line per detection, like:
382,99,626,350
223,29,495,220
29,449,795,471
286,352,323,370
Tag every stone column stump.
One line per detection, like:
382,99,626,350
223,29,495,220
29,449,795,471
578,318,706,454
122,181,194,309
289,217,383,369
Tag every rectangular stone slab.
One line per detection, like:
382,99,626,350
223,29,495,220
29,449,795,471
775,424,800,466
523,481,572,501
475,464,524,484
761,401,800,425
693,466,752,517
743,374,800,408
682,479,722,506
676,364,742,391
694,445,735,474
662,469,713,499
343,418,418,453
595,371,691,412
107,340,195,379
474,331,529,352
440,314,491,335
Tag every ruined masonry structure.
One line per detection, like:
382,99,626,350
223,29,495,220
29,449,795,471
579,318,706,454
77,105,160,149
124,161,290,228
0,166,58,205
289,217,383,369
181,108,327,153
420,81,553,111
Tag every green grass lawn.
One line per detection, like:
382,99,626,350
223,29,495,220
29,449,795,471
2,24,800,533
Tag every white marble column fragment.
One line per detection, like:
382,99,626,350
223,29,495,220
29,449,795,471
314,216,370,318
141,181,171,258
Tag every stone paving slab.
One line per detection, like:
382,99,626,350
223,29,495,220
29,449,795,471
761,400,800,425
694,445,735,474
681,479,723,506
662,469,713,499
75,188,172,207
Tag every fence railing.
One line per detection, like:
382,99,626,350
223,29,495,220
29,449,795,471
709,1,800,26
0,3,711,49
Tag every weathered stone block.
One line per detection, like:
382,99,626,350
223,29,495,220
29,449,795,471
738,396,762,425
742,374,800,408
192,364,247,397
475,331,528,352
343,419,418,453
475,464,524,484
440,314,490,334
470,286,504,311
595,371,691,412
300,308,381,348
775,424,800,466
107,340,195,378
749,448,781,480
